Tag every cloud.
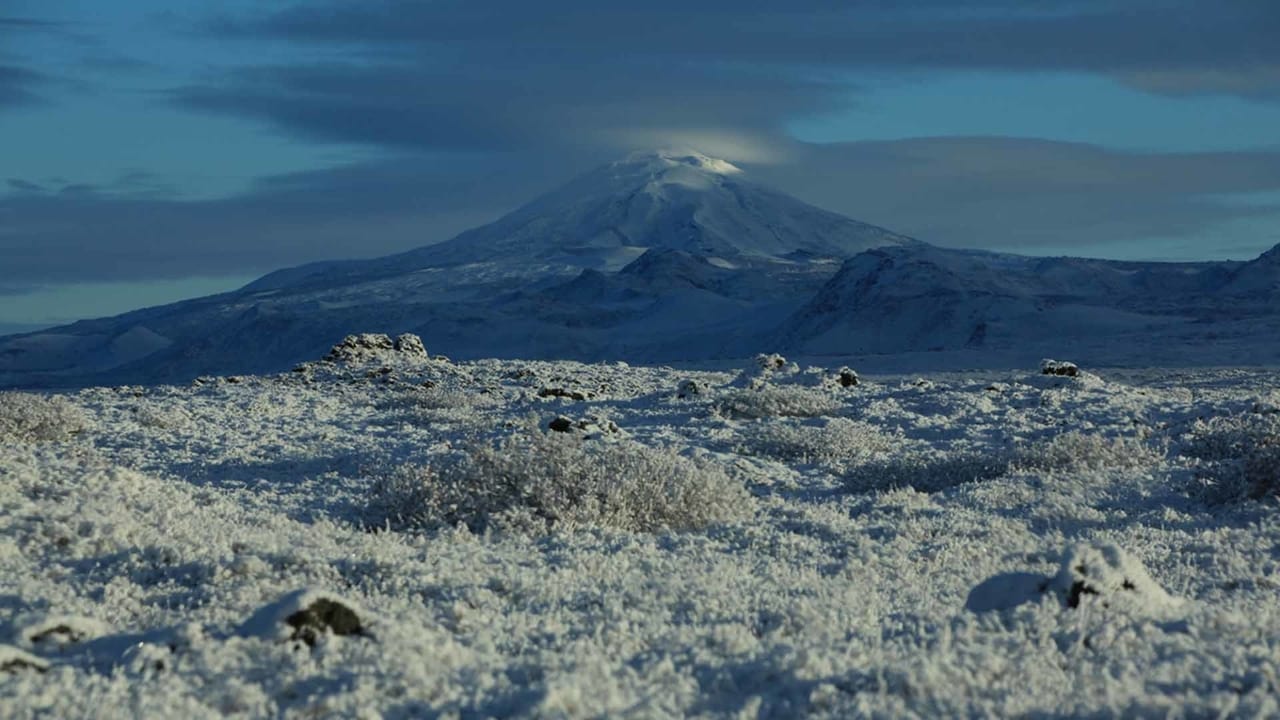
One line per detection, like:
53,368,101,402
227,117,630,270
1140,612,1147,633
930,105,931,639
173,59,840,153
0,148,604,285
0,14,75,109
1119,66,1280,101
6,178,43,193
749,137,1280,255
4,2,1279,295
0,16,63,30
209,1,1280,102
164,1,1280,164
0,64,47,108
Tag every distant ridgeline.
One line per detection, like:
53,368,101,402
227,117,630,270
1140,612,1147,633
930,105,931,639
2,151,1278,388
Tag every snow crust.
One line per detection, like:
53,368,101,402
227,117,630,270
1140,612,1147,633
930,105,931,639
3,354,1280,716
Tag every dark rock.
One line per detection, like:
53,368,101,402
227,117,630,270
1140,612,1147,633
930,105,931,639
239,589,369,647
1041,359,1079,377
676,379,708,399
324,334,396,363
393,333,428,357
285,599,364,648
548,415,621,438
539,387,590,401
836,367,859,388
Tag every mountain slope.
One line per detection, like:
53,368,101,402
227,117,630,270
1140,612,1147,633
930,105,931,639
4,148,1277,388
777,243,1277,359
242,151,919,293
0,151,918,387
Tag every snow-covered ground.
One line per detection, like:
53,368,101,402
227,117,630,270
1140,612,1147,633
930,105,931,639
2,337,1280,717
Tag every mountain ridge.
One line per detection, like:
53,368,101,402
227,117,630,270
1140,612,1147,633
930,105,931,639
2,152,1278,388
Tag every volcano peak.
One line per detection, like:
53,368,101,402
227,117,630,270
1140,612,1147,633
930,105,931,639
618,149,743,176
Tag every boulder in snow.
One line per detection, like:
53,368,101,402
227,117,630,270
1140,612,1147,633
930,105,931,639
0,644,48,674
548,415,622,439
966,544,1181,615
835,367,860,388
755,353,789,372
13,614,110,650
1040,359,1080,377
324,334,397,363
394,333,428,357
239,589,368,647
733,353,801,389
1048,543,1181,613
538,387,592,402
676,379,709,399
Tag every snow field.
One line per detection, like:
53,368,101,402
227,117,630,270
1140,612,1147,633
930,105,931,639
2,351,1280,717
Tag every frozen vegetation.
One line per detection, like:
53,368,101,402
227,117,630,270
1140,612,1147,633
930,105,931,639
2,335,1280,717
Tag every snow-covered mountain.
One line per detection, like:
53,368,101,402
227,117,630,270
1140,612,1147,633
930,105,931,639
3,149,1278,388
0,151,919,387
244,151,919,292
776,244,1280,362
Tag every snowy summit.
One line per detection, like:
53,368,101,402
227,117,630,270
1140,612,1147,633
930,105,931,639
619,149,745,176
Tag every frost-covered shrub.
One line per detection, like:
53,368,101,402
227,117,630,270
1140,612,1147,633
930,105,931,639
1194,433,1280,502
375,386,501,426
844,450,1011,494
841,433,1154,495
404,387,500,411
369,427,752,535
1241,439,1280,500
0,392,89,443
737,418,897,468
1183,414,1280,502
715,386,842,419
1181,414,1280,461
131,404,190,429
1013,432,1160,473
730,353,800,390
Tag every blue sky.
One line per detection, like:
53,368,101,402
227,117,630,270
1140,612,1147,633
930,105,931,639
3,0,1279,332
